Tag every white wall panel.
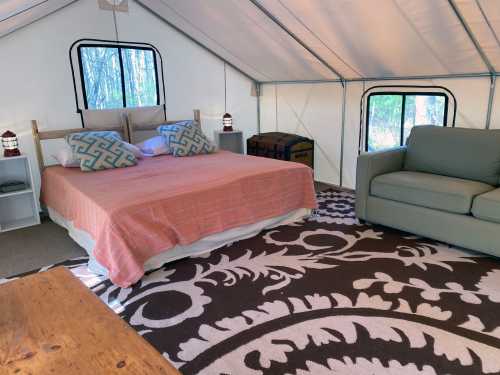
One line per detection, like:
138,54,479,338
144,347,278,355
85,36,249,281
431,78,491,128
261,77,494,190
260,83,342,185
0,0,257,197
361,78,491,129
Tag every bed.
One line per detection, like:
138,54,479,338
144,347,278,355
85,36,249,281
33,107,317,287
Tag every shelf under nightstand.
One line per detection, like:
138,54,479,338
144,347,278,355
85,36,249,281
214,130,244,154
0,155,40,233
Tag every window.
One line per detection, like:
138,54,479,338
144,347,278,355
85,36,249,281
366,92,448,152
78,45,159,110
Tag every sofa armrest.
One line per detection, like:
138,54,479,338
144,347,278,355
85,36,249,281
355,147,407,219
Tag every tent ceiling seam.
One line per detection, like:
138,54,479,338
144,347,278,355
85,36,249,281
231,0,321,82
275,0,362,78
135,0,262,83
155,0,270,81
247,0,345,84
0,0,79,40
392,0,453,75
0,0,49,23
475,0,500,49
447,0,495,75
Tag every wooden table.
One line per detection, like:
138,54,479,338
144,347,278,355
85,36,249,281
0,267,180,374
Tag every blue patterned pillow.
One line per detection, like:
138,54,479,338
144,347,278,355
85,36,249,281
157,123,216,157
66,132,137,171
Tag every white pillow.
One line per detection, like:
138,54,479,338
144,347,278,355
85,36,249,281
135,136,169,157
122,142,144,159
53,147,79,168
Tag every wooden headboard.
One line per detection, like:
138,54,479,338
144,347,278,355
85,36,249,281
31,120,129,173
31,108,201,173
127,109,201,144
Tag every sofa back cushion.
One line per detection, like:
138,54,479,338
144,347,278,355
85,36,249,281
404,126,500,186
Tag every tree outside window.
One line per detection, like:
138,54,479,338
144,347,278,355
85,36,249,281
78,45,159,110
366,93,447,152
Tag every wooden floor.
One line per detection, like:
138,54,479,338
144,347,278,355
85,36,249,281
0,182,340,278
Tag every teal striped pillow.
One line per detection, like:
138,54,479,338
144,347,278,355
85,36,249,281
66,132,137,172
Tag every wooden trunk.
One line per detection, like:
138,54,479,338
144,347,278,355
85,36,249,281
247,132,314,169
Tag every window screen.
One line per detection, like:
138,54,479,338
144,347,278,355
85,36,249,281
366,93,448,152
78,45,159,110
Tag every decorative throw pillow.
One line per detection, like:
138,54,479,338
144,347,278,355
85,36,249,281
66,132,137,171
157,123,216,157
161,120,200,129
122,142,144,159
53,146,80,167
135,135,170,157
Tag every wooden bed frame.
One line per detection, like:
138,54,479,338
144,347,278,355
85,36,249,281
126,109,201,144
31,109,201,173
31,120,129,174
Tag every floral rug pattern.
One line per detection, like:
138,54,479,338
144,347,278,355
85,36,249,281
4,189,500,374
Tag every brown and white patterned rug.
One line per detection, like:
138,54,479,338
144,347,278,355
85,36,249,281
4,189,500,374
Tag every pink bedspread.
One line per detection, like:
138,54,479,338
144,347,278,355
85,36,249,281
41,151,317,287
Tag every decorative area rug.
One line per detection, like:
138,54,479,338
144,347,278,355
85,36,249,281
4,189,500,374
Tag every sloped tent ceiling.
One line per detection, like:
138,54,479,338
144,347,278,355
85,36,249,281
136,0,341,82
1,0,500,81
0,0,76,38
458,0,500,71
137,0,500,81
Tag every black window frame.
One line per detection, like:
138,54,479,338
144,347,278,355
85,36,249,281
365,91,449,152
77,43,160,110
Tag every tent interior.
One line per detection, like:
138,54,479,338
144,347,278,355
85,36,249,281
1,1,500,374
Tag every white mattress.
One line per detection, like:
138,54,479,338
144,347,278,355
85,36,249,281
48,207,311,277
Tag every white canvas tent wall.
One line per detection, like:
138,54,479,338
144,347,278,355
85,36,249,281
1,0,500,189
0,0,258,198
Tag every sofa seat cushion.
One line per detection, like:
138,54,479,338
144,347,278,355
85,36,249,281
371,171,494,214
472,188,500,224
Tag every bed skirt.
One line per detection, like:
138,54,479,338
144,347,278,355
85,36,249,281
48,207,311,277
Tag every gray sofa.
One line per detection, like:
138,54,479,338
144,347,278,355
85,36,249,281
356,126,500,257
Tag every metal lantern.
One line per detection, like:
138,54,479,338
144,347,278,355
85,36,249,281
1,130,21,157
222,113,233,132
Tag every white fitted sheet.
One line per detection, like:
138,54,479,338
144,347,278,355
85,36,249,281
48,207,311,277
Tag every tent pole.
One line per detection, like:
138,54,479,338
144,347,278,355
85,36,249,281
264,72,495,85
247,0,345,85
339,81,347,187
486,75,496,129
475,0,500,49
447,0,495,75
256,83,262,134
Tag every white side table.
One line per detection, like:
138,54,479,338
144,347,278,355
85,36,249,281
0,155,40,232
214,130,244,154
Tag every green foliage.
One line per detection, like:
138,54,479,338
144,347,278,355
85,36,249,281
368,94,446,152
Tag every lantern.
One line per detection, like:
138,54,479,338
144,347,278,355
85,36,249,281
222,113,233,132
1,130,21,157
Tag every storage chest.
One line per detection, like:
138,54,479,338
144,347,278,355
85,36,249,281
247,132,314,169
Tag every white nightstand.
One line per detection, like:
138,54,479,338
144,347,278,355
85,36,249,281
0,155,40,232
214,130,244,154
